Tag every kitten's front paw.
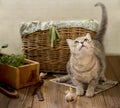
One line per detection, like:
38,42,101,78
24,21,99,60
76,87,84,96
85,90,94,97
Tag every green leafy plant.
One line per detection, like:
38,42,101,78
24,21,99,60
0,54,26,67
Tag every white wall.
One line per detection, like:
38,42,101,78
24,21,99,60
0,0,120,55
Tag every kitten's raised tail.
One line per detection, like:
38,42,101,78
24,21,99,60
94,2,108,42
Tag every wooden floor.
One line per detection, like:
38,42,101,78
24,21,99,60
0,56,120,108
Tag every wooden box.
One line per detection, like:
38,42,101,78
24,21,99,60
0,54,40,89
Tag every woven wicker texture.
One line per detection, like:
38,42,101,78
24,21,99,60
21,27,96,73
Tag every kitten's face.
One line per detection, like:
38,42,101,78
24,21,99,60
67,33,94,55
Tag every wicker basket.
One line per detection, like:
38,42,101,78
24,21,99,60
21,27,96,73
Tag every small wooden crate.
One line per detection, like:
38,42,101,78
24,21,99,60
0,54,40,89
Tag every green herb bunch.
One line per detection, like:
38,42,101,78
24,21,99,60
0,54,26,67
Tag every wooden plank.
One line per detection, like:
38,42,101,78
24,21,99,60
38,80,69,108
0,93,10,108
77,96,92,108
102,56,120,108
33,80,48,108
105,56,117,81
21,86,35,108
40,81,64,108
107,56,120,81
102,84,120,108
37,80,93,108
103,90,116,108
106,84,120,107
5,88,29,108
32,95,40,108
91,94,107,108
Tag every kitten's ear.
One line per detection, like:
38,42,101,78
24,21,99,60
66,39,74,47
86,33,92,40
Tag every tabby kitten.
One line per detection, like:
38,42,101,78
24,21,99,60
58,2,108,97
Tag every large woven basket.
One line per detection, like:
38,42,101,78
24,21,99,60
21,23,97,73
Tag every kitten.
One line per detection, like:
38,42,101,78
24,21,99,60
57,2,107,97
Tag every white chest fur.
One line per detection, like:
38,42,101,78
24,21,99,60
70,55,100,83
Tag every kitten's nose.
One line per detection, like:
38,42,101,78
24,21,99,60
81,42,84,44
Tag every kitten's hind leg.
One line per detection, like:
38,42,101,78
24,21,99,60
99,55,107,82
100,62,107,83
56,75,70,83
100,74,106,82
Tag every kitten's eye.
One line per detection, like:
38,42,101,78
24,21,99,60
84,38,89,42
74,40,79,44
